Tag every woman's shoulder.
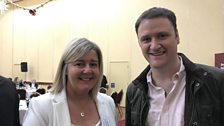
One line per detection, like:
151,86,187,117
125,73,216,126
29,93,53,108
97,92,112,100
97,93,114,105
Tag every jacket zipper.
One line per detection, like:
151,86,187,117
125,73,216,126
188,80,195,126
188,80,201,126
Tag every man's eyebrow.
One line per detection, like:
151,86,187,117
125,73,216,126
140,35,151,40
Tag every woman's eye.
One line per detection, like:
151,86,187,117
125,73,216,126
74,63,85,67
90,63,98,68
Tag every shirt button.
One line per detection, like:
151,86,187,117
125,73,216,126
195,83,200,87
203,72,208,76
193,122,198,125
207,114,212,119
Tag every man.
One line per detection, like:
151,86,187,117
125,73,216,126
29,79,39,89
125,7,224,126
0,76,20,126
18,79,26,88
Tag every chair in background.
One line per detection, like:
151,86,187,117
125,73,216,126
111,91,118,104
47,85,52,90
99,87,107,94
27,92,41,107
116,89,123,116
36,88,46,95
47,85,52,93
30,92,40,99
111,90,124,117
17,89,26,100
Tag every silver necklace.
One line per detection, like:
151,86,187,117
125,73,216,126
80,112,85,117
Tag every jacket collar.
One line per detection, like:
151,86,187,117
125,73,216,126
132,53,206,93
180,53,210,86
132,65,150,94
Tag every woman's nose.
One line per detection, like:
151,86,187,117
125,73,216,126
82,65,92,73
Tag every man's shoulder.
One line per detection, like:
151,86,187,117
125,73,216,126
186,63,224,89
0,76,10,84
196,64,224,76
0,76,15,89
97,92,113,102
29,93,53,109
198,64,223,71
127,82,137,90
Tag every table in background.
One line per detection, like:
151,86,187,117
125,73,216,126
19,100,28,124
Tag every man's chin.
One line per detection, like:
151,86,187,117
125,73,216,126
149,62,165,69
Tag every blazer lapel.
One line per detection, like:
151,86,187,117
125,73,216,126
52,89,71,126
97,93,115,126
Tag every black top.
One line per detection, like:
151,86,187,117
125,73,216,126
0,76,20,126
101,75,108,88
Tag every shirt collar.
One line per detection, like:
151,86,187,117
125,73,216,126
146,56,185,85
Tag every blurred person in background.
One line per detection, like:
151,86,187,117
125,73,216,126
29,79,39,89
0,75,20,126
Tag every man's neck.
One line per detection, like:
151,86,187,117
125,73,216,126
151,56,181,87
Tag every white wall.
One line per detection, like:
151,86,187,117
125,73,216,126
0,0,224,91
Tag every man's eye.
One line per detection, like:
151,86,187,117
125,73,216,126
140,37,151,43
158,33,168,40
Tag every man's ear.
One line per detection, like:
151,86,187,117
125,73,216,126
175,31,180,44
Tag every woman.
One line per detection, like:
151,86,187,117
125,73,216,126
23,38,117,126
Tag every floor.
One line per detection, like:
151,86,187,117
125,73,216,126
117,106,125,126
118,120,125,126
117,106,125,120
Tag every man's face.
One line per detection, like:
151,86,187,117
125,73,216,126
137,17,179,69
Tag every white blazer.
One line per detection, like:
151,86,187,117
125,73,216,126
23,89,117,126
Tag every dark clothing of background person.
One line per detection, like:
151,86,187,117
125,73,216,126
19,81,26,88
101,75,108,88
0,76,20,126
29,82,39,89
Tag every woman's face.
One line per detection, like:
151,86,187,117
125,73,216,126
66,49,100,95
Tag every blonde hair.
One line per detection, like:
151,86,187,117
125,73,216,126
51,38,103,99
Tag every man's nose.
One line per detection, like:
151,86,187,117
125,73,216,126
150,38,160,50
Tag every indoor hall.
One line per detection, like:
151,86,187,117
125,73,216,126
0,0,224,126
